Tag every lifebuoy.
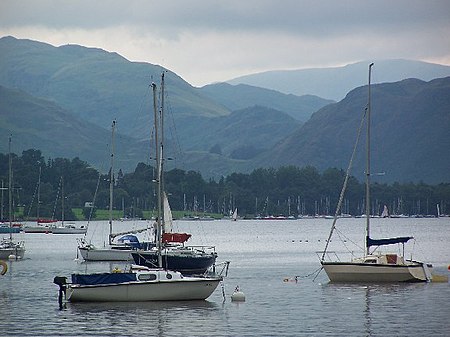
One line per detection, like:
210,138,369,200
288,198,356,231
0,260,7,275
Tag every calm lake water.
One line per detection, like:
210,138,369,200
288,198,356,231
1,217,449,336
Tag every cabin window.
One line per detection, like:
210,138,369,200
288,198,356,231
138,273,157,281
166,273,173,279
365,259,377,263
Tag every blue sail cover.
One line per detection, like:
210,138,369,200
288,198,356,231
366,236,413,247
72,273,137,285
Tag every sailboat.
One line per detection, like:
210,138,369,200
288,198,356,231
320,63,432,283
52,176,87,234
22,165,58,233
53,78,227,302
78,121,149,261
231,208,238,221
381,205,389,218
131,73,218,275
0,136,25,260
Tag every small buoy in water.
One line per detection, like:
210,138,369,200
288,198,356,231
448,265,450,271
231,286,245,302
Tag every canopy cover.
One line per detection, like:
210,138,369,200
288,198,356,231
366,236,413,247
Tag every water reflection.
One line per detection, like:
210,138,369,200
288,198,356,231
363,286,372,337
60,300,220,337
321,282,430,337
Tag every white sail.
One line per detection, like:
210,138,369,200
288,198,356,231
381,205,389,218
163,191,173,233
231,208,238,221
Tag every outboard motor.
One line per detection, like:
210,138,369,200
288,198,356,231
53,276,67,309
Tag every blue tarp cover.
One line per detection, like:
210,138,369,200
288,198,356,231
72,273,137,285
117,234,141,248
366,236,413,247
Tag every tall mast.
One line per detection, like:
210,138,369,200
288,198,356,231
365,63,374,255
37,165,41,221
8,135,12,240
160,72,166,234
108,120,116,245
152,81,162,268
61,176,64,226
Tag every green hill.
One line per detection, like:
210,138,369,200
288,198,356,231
199,82,333,122
0,85,147,171
255,77,450,183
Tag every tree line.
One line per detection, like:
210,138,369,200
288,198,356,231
1,149,449,220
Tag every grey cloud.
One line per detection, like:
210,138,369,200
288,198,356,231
1,0,449,37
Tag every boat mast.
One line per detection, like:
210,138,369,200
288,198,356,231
8,135,12,240
365,62,374,255
152,80,162,268
61,176,64,227
160,72,166,235
37,164,41,221
108,120,116,245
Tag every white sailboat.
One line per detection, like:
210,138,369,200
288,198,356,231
78,121,149,261
320,63,432,283
56,265,223,302
0,136,25,260
54,77,227,302
231,208,238,221
52,177,87,234
23,165,58,233
381,205,389,218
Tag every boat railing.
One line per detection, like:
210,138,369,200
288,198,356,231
165,244,217,255
316,251,342,262
207,260,230,278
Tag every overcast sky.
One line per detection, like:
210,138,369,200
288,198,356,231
1,0,449,87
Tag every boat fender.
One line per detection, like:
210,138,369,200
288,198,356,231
0,260,7,275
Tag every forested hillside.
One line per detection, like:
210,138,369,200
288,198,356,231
1,150,448,220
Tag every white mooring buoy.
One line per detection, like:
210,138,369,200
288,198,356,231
231,285,246,302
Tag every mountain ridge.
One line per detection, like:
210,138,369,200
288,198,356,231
227,59,450,101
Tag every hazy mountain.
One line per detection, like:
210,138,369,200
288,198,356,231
178,105,299,154
227,59,450,101
1,36,449,183
0,36,230,142
253,77,450,184
0,85,148,172
199,82,333,122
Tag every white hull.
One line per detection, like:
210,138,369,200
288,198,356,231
52,227,87,234
68,278,221,302
0,247,25,260
322,261,431,283
23,226,55,233
65,268,222,302
78,246,133,261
